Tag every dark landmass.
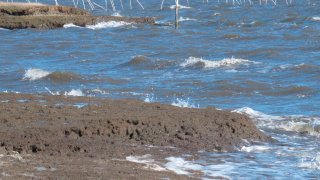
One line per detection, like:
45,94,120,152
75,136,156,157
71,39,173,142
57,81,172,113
0,2,155,29
0,93,270,178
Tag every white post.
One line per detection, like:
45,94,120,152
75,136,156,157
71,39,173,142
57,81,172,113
175,0,179,28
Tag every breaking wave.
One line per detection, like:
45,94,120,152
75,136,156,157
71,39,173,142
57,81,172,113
23,68,50,81
311,16,320,21
45,87,84,97
171,98,198,108
178,17,197,22
298,153,320,170
23,68,80,82
169,5,191,9
233,107,320,137
63,21,132,30
63,23,82,28
180,57,259,69
86,21,132,29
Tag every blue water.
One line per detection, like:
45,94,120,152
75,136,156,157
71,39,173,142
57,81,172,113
0,0,319,178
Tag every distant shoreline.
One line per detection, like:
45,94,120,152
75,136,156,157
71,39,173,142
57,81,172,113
0,2,155,29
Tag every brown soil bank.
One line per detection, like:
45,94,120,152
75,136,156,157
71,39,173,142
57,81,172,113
0,93,271,178
0,2,155,29
0,93,270,154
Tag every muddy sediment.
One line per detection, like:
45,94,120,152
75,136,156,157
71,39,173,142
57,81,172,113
0,2,155,29
0,93,270,178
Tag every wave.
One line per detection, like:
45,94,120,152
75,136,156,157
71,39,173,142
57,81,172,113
64,21,132,30
272,63,320,73
311,16,320,21
45,87,84,97
298,153,320,170
180,57,259,69
178,17,197,22
119,56,173,70
233,107,320,137
23,68,81,82
169,5,191,9
63,23,82,28
171,98,198,108
165,156,232,178
23,68,51,81
86,21,132,29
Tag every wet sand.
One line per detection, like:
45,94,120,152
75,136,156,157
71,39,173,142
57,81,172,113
0,93,270,178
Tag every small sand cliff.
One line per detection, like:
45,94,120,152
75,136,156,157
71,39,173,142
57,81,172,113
0,93,270,153
0,93,271,178
0,2,155,29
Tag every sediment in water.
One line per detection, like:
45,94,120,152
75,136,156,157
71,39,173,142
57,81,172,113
0,2,155,29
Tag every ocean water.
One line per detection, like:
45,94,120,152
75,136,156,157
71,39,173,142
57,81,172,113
1,0,320,178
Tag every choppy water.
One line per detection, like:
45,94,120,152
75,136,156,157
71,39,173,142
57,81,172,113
1,0,320,178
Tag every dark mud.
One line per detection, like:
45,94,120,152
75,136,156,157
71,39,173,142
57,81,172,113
0,93,270,178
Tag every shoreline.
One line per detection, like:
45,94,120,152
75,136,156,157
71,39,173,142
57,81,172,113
0,2,155,29
0,92,271,178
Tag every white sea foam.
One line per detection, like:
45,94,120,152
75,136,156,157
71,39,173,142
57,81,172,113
240,145,271,152
23,68,50,81
311,16,320,21
298,153,320,170
144,94,155,103
91,88,109,95
280,118,320,137
45,87,84,97
233,107,320,137
64,89,84,96
178,17,197,22
86,21,132,30
63,23,82,28
180,57,258,69
126,154,167,171
0,28,9,31
165,157,232,178
165,157,202,175
171,98,198,108
170,5,191,9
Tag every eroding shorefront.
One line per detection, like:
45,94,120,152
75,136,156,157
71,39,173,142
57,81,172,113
0,2,155,29
0,92,270,178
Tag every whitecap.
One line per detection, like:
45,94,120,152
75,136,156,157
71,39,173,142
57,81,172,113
233,107,320,137
170,5,191,9
23,68,50,81
63,23,82,28
144,94,155,103
86,21,132,30
171,98,198,108
298,153,320,170
280,118,320,137
0,28,9,31
180,57,259,69
311,16,320,21
240,145,271,152
178,17,197,22
64,89,84,96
